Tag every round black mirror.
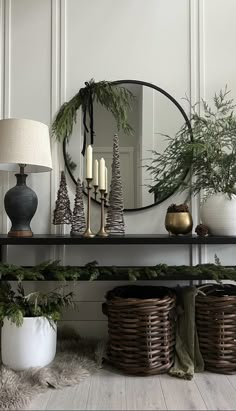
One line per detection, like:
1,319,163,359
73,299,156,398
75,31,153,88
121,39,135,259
63,80,192,211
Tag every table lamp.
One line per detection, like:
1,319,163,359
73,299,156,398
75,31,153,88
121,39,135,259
0,118,52,237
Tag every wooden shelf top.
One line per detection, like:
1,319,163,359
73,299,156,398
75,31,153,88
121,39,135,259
0,234,235,245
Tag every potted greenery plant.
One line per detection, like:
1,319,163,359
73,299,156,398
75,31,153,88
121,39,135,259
165,203,193,235
51,79,134,154
147,87,236,235
0,282,74,371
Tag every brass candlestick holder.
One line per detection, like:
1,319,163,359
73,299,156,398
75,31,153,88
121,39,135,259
83,178,95,238
97,189,109,237
93,184,99,201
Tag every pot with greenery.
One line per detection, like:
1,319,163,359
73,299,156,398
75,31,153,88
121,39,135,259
165,203,193,235
0,282,74,371
147,88,236,235
51,78,134,155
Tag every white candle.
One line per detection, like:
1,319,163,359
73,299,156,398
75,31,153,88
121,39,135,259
86,145,93,179
99,158,106,190
105,167,108,193
94,159,99,186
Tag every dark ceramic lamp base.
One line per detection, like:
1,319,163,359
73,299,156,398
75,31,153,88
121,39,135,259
4,173,38,237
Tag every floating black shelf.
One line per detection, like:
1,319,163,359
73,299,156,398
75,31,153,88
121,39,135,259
0,234,235,245
1,234,236,281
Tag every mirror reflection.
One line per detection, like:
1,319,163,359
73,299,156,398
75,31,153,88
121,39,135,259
64,81,190,211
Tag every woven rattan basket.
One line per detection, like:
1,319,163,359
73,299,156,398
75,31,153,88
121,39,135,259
196,283,236,374
103,285,176,375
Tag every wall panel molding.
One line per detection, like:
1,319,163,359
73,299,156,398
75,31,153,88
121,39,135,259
198,0,206,102
0,0,4,118
0,0,11,244
3,0,11,119
50,0,62,237
189,0,208,265
50,0,67,262
0,0,5,237
189,0,201,265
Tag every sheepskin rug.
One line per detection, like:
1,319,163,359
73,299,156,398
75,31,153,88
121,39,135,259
0,328,105,410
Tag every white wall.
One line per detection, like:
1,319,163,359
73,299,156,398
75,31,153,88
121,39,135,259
1,0,236,336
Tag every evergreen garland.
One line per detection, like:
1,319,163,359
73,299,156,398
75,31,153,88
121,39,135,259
1,260,236,282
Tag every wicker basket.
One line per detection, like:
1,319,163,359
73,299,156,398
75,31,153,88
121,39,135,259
196,283,236,374
103,285,176,375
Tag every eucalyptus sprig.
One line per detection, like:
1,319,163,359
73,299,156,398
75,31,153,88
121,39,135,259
51,79,134,144
147,87,236,199
0,282,74,327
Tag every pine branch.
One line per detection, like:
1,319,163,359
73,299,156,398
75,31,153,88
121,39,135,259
65,152,77,172
51,79,134,144
1,261,236,282
51,92,82,141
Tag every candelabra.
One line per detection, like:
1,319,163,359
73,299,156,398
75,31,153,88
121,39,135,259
97,189,109,237
83,178,95,238
93,184,99,201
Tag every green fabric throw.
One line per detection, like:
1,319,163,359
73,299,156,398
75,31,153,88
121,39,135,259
169,286,204,380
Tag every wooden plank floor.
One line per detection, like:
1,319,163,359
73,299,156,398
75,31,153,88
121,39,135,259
28,366,236,411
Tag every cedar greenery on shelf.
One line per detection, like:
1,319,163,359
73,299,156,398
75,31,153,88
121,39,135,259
1,260,236,282
0,282,74,327
147,87,236,199
0,261,100,281
51,79,134,154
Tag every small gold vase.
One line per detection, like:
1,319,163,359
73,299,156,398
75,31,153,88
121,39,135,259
165,212,193,235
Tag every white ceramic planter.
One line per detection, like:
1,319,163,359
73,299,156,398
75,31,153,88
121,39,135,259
1,317,57,371
200,193,236,235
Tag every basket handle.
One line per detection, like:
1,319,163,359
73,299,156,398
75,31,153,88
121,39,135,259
197,283,236,296
197,283,219,295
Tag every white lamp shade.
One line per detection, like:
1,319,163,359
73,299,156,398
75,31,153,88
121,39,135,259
0,118,52,172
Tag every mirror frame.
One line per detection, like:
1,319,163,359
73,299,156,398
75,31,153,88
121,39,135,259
63,79,193,212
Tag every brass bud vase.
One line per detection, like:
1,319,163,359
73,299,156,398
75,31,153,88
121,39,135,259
165,212,193,235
